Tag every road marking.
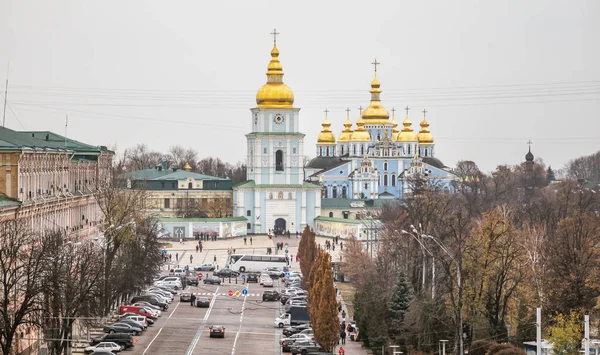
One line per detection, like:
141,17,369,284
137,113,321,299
141,327,163,355
186,286,219,355
231,283,250,355
168,301,180,319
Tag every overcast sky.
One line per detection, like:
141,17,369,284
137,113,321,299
1,0,598,173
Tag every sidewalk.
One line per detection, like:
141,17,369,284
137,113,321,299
335,282,368,355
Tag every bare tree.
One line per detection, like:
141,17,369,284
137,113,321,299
0,219,47,355
124,144,163,172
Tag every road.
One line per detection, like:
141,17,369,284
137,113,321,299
129,275,287,355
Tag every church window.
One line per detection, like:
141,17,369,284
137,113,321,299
246,210,251,217
384,174,388,186
384,162,388,171
341,146,344,155
247,223,251,230
275,150,284,171
188,182,193,189
329,212,334,218
326,147,330,156
332,186,338,198
364,183,368,190
342,185,347,198
377,133,381,141
321,186,327,199
407,145,411,156
278,191,283,199
391,174,396,186
293,147,297,154
360,146,364,155
269,192,273,199
164,198,170,209
353,146,356,155
424,148,428,157
263,147,267,154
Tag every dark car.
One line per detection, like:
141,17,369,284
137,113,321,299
215,268,239,278
209,325,225,338
185,276,199,286
103,323,142,336
203,276,221,285
91,352,117,355
291,340,324,355
246,273,259,283
195,297,211,307
262,290,280,301
180,292,192,302
131,295,168,311
283,324,312,337
116,318,146,330
90,333,134,349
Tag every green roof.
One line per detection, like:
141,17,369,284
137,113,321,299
233,180,320,189
314,216,364,224
0,128,108,153
0,195,22,209
157,216,247,223
320,198,386,209
124,169,229,181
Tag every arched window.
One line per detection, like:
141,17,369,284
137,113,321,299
188,182,193,189
407,145,411,156
384,174,388,186
342,185,347,198
275,150,284,171
360,146,364,155
341,146,344,155
247,223,251,230
332,186,338,198
326,147,330,156
391,174,396,187
364,182,368,189
424,148,428,157
321,186,327,199
353,145,356,155
246,210,251,217
384,162,388,171
329,212,334,218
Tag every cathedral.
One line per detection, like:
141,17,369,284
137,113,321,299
234,34,456,236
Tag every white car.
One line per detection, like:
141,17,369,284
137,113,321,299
84,341,121,354
154,280,182,289
173,268,185,277
259,274,271,285
262,278,274,287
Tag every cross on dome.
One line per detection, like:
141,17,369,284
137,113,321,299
345,108,351,118
422,109,427,116
371,59,380,73
405,106,410,116
391,108,396,118
358,106,363,115
270,28,280,44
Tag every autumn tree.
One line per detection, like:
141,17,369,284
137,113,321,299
547,311,583,355
308,252,340,352
298,225,318,283
0,219,47,355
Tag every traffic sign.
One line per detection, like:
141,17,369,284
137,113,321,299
241,274,246,280
162,249,167,255
227,290,233,297
235,290,241,297
285,272,291,278
285,249,289,254
241,289,248,296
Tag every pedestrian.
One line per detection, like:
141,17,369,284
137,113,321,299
244,237,247,245
180,237,183,244
332,244,336,251
338,346,345,355
233,248,236,254
290,254,293,262
250,237,253,245
214,255,217,263
169,254,172,262
196,245,199,253
190,254,193,263
342,310,346,319
176,253,179,261
340,242,343,251
190,293,196,307
200,244,203,252
340,330,346,345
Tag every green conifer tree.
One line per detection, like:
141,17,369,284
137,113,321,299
387,272,414,343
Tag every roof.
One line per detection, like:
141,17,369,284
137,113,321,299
234,180,320,189
0,127,108,153
0,195,22,209
246,132,306,137
423,157,447,169
305,156,347,170
320,198,385,209
124,169,229,181
158,217,247,223
314,216,364,224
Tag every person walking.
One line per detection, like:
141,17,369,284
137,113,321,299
342,310,346,320
214,255,217,263
250,237,253,245
340,242,343,251
176,253,179,262
199,243,203,252
190,254,193,264
196,245,199,253
244,237,247,245
340,330,346,345
338,346,345,355
190,294,196,307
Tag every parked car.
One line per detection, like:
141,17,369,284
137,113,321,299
194,263,215,271
215,268,239,278
84,342,121,354
185,276,199,286
282,324,312,337
118,305,154,319
103,323,142,336
124,315,150,327
263,278,274,287
116,318,146,330
280,333,313,352
203,276,221,285
195,297,211,307
263,267,285,278
130,295,168,311
290,340,324,355
209,325,225,338
172,268,186,276
262,290,280,301
180,292,192,302
90,333,134,349
246,273,259,283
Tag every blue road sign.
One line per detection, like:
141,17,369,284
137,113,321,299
285,249,289,254
285,272,291,278
241,274,246,280
162,249,167,255
241,289,248,296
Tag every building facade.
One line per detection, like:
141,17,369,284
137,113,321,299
305,68,457,219
123,162,234,218
233,39,321,235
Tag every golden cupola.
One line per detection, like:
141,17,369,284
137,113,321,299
350,117,372,141
360,67,390,125
397,113,418,142
417,111,434,144
338,108,354,142
317,112,336,144
183,162,192,171
256,42,294,108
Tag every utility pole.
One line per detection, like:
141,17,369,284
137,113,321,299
2,63,8,128
584,314,589,355
536,308,542,355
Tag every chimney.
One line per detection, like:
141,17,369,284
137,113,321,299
45,134,49,141
162,157,168,171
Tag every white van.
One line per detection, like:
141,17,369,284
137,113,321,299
173,268,185,277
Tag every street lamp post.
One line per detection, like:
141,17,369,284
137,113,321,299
423,235,463,355
397,229,435,299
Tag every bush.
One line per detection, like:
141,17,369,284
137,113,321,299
496,346,526,355
487,343,514,355
470,340,494,355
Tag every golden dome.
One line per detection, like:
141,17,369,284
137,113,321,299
397,115,418,141
256,44,294,108
317,112,336,144
361,74,390,125
183,162,192,171
338,108,354,142
350,117,371,141
417,111,434,144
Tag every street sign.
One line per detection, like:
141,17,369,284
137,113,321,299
162,249,167,255
285,249,289,254
235,290,241,297
227,290,233,297
285,272,290,278
241,289,248,296
241,274,246,280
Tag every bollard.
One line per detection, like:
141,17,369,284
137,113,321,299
235,277,238,284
